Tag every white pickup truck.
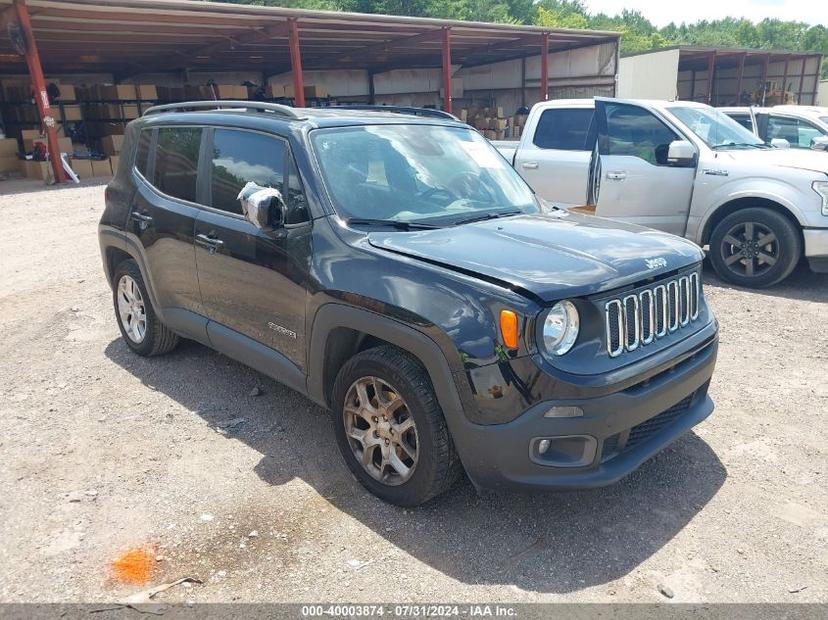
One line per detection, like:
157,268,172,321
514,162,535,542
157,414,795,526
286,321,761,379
719,105,828,151
495,98,828,287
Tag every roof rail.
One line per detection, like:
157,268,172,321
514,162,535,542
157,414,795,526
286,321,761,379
332,105,459,121
143,100,305,119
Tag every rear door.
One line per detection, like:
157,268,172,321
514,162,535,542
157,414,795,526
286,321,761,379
513,105,594,207
127,126,205,332
590,99,696,236
193,127,312,370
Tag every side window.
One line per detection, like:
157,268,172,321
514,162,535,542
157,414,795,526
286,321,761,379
604,104,679,166
135,129,151,177
210,129,285,216
767,115,822,148
533,108,594,150
729,114,753,132
153,127,202,202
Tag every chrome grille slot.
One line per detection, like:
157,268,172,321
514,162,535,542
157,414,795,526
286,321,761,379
604,271,701,358
679,276,690,327
667,280,679,332
623,295,640,351
605,299,624,357
640,289,654,345
654,285,667,337
689,272,699,320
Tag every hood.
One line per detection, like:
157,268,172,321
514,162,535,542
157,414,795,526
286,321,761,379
720,148,828,175
367,212,703,302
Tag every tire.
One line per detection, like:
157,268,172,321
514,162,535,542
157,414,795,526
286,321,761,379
709,207,801,288
112,259,179,356
331,345,462,506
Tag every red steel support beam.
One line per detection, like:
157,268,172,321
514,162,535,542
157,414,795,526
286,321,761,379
12,0,66,183
540,32,550,101
706,51,716,105
735,53,746,104
288,18,305,107
441,26,452,113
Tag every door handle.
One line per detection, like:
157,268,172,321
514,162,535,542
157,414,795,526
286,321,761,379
606,171,627,181
521,161,539,169
195,233,224,254
129,211,153,230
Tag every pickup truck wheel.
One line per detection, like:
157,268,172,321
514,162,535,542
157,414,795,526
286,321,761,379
709,208,801,288
112,260,179,356
331,345,462,506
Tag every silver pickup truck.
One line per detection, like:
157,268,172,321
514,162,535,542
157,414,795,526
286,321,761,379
495,97,828,288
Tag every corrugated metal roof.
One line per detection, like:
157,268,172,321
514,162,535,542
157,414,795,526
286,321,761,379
0,0,619,76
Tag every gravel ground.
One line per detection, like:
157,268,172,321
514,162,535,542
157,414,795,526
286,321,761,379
1,180,826,605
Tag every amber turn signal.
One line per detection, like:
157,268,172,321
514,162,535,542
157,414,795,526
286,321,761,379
499,310,519,349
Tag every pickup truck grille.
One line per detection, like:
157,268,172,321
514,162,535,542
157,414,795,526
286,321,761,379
605,272,700,358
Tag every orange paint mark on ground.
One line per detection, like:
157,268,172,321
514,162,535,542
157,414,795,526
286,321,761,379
112,548,154,585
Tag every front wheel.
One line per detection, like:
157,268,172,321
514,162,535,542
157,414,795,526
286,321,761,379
331,345,462,506
709,207,801,288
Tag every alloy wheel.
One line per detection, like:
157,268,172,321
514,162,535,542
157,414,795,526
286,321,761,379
343,376,418,486
117,274,147,344
720,221,779,279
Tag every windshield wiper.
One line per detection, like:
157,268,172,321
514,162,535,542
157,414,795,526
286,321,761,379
452,210,523,226
711,142,766,150
345,218,441,231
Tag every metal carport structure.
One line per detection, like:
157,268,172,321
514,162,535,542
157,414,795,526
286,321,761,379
0,0,619,181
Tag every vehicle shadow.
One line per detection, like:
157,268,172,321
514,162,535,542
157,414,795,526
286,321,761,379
702,260,828,303
105,337,726,593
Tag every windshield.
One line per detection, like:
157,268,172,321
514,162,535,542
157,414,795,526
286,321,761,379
310,124,538,226
669,106,766,149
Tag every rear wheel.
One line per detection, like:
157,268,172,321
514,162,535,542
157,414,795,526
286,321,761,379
112,260,179,356
709,207,801,288
331,345,462,506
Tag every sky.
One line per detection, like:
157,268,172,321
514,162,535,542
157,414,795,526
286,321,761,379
584,0,828,27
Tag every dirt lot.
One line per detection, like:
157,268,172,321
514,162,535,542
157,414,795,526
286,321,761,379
1,180,826,604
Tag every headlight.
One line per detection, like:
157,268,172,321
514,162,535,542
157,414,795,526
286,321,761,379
813,181,828,216
539,300,579,357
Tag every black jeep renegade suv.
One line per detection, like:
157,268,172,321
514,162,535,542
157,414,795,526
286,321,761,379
99,101,718,506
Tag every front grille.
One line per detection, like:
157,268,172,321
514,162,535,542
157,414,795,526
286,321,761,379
604,272,700,358
626,393,694,450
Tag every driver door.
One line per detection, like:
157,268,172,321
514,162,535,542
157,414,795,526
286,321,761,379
589,99,697,236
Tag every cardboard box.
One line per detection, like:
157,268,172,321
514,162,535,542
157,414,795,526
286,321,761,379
92,158,112,177
121,104,140,119
135,84,157,100
100,135,124,156
61,104,82,121
23,136,72,154
303,84,327,99
213,84,248,99
109,155,120,174
265,83,286,98
0,155,19,172
0,138,18,156
19,159,53,181
98,84,136,101
57,84,76,101
70,158,93,178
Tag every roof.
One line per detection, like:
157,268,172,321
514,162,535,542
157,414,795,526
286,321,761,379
622,45,823,66
0,0,620,77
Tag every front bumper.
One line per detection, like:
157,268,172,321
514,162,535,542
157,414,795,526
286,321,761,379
450,333,718,491
803,228,828,272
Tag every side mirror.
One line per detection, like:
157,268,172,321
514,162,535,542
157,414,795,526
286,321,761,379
667,140,696,167
770,138,790,149
810,136,828,152
237,182,286,230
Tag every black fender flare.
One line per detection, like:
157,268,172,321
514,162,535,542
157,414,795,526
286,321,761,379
307,302,467,424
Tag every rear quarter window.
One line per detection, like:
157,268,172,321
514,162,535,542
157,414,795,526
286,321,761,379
533,108,594,150
152,127,202,203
